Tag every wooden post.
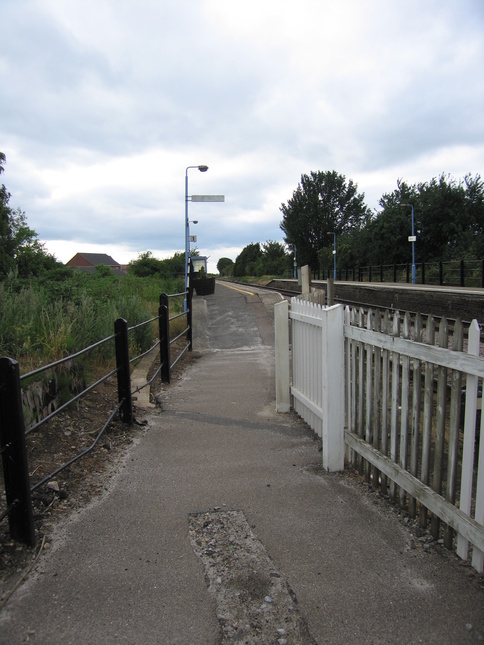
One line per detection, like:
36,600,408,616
114,318,133,425
327,277,334,306
159,295,170,384
0,358,35,546
301,264,311,295
321,304,345,472
275,300,290,413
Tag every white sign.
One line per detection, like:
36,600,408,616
408,235,417,242
189,235,197,242
190,195,225,202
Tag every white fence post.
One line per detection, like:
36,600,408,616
275,300,291,413
301,265,311,295
321,304,345,471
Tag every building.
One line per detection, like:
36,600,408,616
66,253,125,275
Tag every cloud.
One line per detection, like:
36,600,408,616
1,0,483,273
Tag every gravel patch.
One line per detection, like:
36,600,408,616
188,509,316,644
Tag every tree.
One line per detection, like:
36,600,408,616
260,241,290,276
280,170,372,269
369,173,484,265
217,257,234,276
0,153,58,279
234,243,262,277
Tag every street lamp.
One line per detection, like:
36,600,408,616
185,165,208,310
401,203,416,284
332,232,337,281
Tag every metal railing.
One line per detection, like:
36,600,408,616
0,285,193,546
313,259,484,288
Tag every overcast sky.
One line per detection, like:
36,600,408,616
2,0,483,272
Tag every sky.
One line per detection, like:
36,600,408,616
1,0,484,273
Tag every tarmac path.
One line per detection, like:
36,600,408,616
0,282,483,644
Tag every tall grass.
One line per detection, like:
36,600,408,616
0,271,185,373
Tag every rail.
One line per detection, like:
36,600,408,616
312,258,484,288
0,284,194,546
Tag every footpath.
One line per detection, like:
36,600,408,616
1,282,483,644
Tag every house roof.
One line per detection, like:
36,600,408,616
67,253,121,267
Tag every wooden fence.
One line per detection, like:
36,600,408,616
274,298,484,572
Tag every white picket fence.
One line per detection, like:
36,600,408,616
274,297,484,572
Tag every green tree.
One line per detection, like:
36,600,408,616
217,257,234,276
367,173,484,266
280,170,372,269
0,153,58,279
260,241,290,276
234,243,262,277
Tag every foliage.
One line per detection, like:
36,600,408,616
0,153,60,279
280,170,372,268
233,241,291,278
0,269,183,371
216,257,234,276
359,173,484,267
127,250,186,279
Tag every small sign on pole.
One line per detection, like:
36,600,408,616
190,195,225,202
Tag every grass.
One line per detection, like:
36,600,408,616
0,271,185,373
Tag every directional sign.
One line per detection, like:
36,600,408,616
190,195,225,202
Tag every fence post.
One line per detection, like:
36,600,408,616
159,294,170,384
0,358,35,546
321,304,345,471
327,277,335,305
275,300,290,413
187,270,193,352
460,259,465,287
114,318,133,424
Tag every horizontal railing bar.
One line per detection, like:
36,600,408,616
169,310,186,322
129,340,160,365
25,367,118,436
128,315,159,332
170,327,189,345
170,343,189,370
20,334,116,382
30,400,124,493
131,362,163,396
0,499,18,524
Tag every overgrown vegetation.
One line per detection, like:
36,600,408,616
0,267,184,372
0,153,186,371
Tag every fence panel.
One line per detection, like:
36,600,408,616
344,309,484,572
285,298,484,572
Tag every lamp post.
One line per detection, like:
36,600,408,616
185,165,208,310
332,232,337,281
401,203,416,284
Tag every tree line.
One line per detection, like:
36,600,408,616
1,151,483,282
225,170,484,278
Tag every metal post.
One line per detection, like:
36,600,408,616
0,357,35,546
333,232,337,281
114,318,133,424
159,294,170,384
411,205,416,284
187,265,193,351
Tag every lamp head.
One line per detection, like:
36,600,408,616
198,165,209,172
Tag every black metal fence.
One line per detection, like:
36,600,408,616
0,286,193,546
313,259,484,288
